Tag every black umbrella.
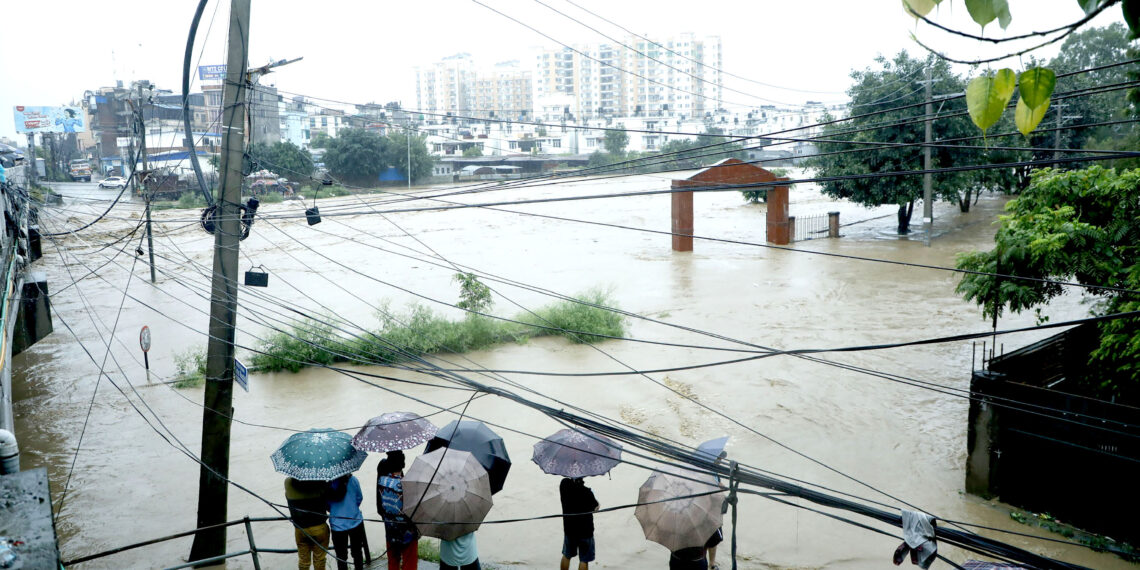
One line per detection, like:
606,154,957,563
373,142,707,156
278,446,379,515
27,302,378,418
424,420,511,494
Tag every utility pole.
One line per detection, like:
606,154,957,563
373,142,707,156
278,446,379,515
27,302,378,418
188,0,250,563
26,133,36,186
136,84,157,283
407,119,412,190
922,66,933,247
1053,103,1066,163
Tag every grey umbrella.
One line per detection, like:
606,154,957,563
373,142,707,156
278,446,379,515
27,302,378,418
696,436,729,462
402,448,493,540
532,428,623,477
425,420,511,494
352,412,438,452
634,467,725,551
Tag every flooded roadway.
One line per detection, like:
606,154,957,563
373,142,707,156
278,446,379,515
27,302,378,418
13,173,1131,568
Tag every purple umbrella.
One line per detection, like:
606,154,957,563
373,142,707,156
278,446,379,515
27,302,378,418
532,428,623,478
352,412,438,452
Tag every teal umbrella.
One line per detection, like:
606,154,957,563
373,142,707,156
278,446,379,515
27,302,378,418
271,428,367,481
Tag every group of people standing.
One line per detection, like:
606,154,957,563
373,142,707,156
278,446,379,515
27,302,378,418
285,449,482,570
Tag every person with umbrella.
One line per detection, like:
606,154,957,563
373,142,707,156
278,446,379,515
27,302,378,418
559,477,599,570
275,429,368,570
532,428,622,570
378,451,419,570
696,436,729,570
328,473,366,570
402,448,493,570
284,477,331,570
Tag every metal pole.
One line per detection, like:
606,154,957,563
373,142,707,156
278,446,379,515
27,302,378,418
188,0,249,563
923,65,933,247
243,517,262,570
407,120,412,190
138,84,156,284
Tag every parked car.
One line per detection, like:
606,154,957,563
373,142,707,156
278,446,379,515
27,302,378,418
98,176,128,189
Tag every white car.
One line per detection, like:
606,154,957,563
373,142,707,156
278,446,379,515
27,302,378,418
98,176,128,189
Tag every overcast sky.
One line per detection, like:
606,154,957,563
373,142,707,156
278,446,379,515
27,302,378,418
0,0,1125,140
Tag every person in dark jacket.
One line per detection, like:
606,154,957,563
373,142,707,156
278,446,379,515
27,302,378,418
559,477,599,570
285,477,331,570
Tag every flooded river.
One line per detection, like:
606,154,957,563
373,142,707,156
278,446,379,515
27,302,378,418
13,174,1131,568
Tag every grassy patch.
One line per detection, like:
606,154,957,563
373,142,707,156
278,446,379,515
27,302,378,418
173,347,207,388
417,538,441,563
517,288,625,343
256,192,284,203
250,290,626,373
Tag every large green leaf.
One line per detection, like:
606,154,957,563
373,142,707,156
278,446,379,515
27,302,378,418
966,69,1016,132
902,0,938,17
966,0,1009,29
997,2,1012,29
1077,0,1099,14
1018,67,1056,109
1015,97,1050,136
1125,0,1140,39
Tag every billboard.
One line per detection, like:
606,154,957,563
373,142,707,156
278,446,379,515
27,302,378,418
198,64,227,81
13,106,86,133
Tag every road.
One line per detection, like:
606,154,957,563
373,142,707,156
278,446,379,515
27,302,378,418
46,179,138,204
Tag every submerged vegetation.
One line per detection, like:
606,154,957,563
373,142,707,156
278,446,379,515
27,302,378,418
173,347,208,388
251,288,625,373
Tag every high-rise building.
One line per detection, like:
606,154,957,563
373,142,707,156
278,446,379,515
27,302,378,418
534,33,723,121
415,54,532,120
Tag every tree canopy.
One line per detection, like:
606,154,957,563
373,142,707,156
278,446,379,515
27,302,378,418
603,125,629,155
807,51,981,234
322,128,387,186
384,130,435,184
248,141,313,180
956,166,1140,402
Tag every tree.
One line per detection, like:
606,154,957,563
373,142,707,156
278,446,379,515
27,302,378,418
462,145,483,158
384,130,434,184
808,52,981,234
1048,23,1137,153
603,125,629,155
323,128,387,186
956,166,1140,402
248,141,313,179
903,1,1140,137
310,131,332,149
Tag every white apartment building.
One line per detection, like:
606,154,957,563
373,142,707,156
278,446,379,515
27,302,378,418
534,33,723,122
415,54,532,120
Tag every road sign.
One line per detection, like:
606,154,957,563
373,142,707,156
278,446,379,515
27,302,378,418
139,326,151,352
235,359,248,392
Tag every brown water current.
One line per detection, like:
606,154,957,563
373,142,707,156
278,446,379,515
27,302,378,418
12,173,1134,568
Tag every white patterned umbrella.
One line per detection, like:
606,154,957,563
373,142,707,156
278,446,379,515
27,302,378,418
271,428,367,481
634,467,725,551
402,448,493,540
352,412,438,452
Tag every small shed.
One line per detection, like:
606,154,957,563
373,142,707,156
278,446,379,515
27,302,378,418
669,158,790,251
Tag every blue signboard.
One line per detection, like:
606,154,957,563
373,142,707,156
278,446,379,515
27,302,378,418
198,65,227,81
235,359,249,392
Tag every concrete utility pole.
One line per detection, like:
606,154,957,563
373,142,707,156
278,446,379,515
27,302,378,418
407,119,412,190
922,66,933,247
188,0,250,563
26,134,36,186
136,84,157,284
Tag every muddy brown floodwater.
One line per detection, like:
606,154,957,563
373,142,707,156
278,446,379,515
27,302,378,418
13,172,1133,568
